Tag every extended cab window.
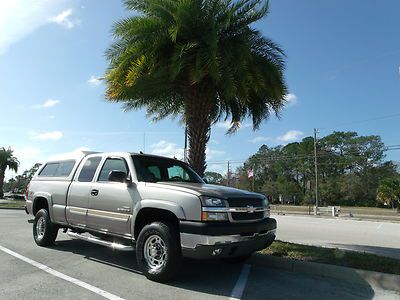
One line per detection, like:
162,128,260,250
39,160,75,177
98,158,128,182
78,157,102,182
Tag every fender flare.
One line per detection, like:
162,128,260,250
32,192,55,222
132,199,186,235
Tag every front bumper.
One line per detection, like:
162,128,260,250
180,218,276,259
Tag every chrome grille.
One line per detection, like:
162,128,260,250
227,197,265,222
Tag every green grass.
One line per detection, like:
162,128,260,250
0,200,25,209
259,241,400,275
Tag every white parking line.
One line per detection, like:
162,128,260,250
229,264,251,300
0,244,125,300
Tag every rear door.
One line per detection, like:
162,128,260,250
87,156,133,236
66,155,102,227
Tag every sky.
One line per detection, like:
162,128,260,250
1,0,399,179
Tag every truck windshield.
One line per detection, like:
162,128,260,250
132,155,204,183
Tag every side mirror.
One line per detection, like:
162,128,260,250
203,178,209,184
108,170,128,183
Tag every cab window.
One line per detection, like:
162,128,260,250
98,158,128,182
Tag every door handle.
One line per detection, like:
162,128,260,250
91,189,99,196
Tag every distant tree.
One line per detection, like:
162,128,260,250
4,163,41,194
377,178,400,209
0,147,19,198
105,0,288,176
236,131,398,207
204,171,224,185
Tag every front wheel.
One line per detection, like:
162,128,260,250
136,222,182,282
33,209,58,246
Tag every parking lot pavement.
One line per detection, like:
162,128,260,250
0,210,398,300
273,214,400,259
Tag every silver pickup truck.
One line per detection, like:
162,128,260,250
25,151,276,282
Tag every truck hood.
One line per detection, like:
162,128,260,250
147,182,263,199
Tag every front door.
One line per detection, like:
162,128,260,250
66,156,102,227
87,156,133,237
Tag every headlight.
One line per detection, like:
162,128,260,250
200,197,226,207
263,197,269,207
200,197,227,221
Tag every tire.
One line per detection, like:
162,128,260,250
33,209,58,246
136,222,182,282
223,254,252,263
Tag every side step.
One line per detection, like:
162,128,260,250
67,231,134,251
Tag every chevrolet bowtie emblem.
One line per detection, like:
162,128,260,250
247,205,255,213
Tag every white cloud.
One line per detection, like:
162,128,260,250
5,146,42,180
0,1,75,55
284,93,298,107
34,99,60,108
215,120,252,130
49,9,79,29
150,140,225,161
151,140,184,159
45,115,55,119
47,147,91,161
249,136,272,144
88,75,102,86
277,130,304,142
29,130,63,141
206,148,225,160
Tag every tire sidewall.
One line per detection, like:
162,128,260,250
33,209,57,246
136,222,181,282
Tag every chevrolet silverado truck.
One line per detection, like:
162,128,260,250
25,151,276,282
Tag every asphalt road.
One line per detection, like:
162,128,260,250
0,210,398,300
274,214,400,259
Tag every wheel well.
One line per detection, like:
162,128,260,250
33,197,48,215
134,208,179,240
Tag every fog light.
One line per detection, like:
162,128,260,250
212,248,222,255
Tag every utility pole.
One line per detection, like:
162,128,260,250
143,132,146,153
183,124,188,163
227,161,230,186
313,128,319,215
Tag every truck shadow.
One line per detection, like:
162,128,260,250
52,239,243,297
52,239,377,299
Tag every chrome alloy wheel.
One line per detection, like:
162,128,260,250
36,216,46,240
144,234,167,270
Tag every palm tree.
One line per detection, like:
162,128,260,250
0,147,19,198
105,0,287,176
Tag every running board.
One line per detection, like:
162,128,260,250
67,231,134,251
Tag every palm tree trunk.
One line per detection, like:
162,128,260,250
0,168,5,199
185,94,212,177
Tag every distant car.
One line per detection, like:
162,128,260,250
26,151,276,282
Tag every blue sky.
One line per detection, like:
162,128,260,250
1,0,399,178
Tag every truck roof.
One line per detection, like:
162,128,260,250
44,150,181,163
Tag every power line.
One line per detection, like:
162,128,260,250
319,112,400,130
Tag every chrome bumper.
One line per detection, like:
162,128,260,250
181,229,276,249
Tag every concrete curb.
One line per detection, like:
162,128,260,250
249,254,400,292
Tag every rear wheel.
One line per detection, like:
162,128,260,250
136,222,182,282
33,209,58,246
